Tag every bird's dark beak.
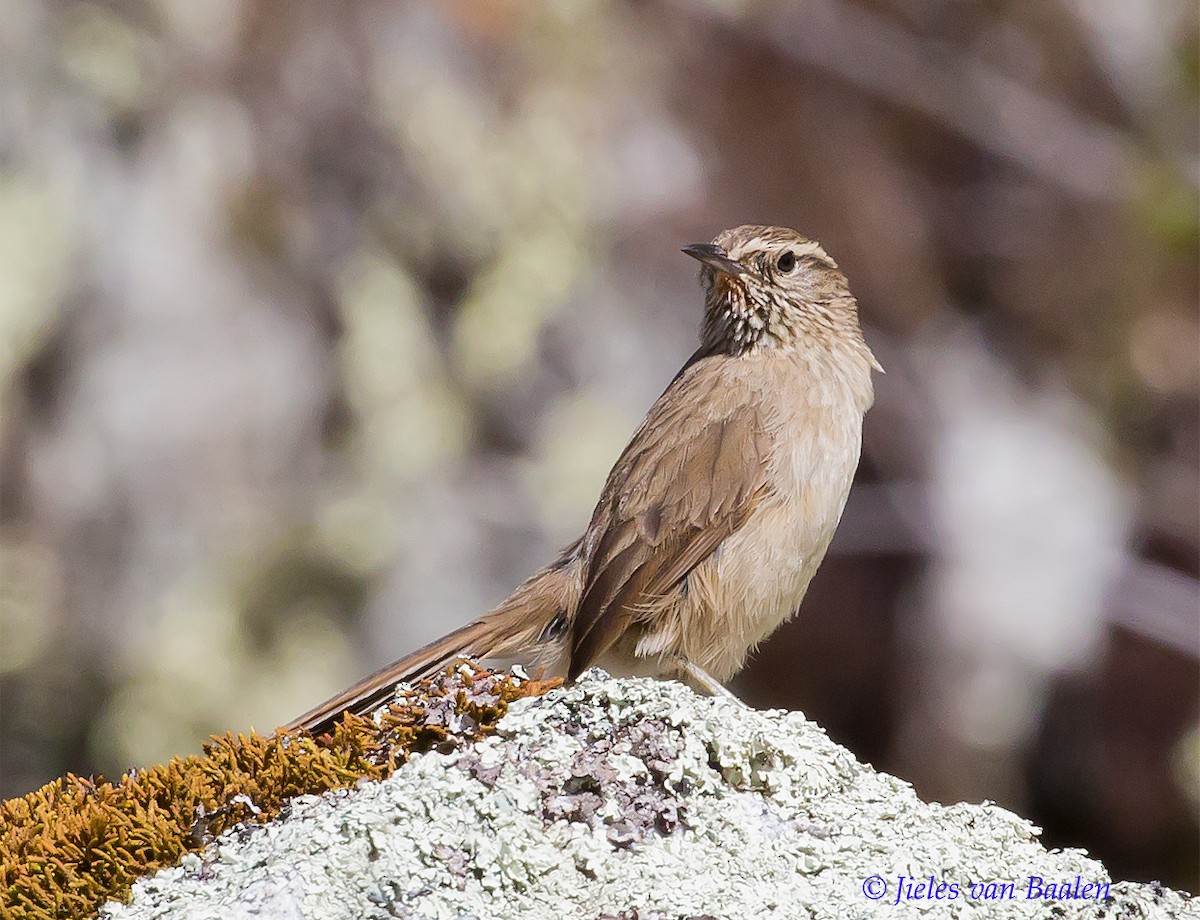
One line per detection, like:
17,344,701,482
682,243,748,277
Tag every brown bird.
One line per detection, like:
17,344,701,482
287,225,880,735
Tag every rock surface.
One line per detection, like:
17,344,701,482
101,672,1196,920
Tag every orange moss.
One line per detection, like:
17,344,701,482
0,666,557,920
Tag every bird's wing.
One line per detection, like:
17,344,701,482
568,357,774,678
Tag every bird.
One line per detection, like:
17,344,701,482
286,225,881,735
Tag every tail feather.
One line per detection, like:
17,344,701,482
283,549,583,736
283,617,501,736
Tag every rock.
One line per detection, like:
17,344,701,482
100,672,1197,920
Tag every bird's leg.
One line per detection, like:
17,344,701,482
675,656,747,707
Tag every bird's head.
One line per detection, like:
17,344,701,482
684,225,872,362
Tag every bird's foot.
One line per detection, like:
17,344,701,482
674,657,748,708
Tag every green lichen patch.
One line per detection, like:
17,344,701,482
0,664,557,920
97,673,1200,920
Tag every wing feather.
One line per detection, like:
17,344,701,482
568,358,773,678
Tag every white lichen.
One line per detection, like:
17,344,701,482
101,671,1196,920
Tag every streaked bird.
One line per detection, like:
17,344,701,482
288,225,880,735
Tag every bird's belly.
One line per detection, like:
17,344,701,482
667,409,863,681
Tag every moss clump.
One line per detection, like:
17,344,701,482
0,664,557,920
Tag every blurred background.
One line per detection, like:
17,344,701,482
0,0,1196,892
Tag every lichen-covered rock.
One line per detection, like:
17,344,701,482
2,666,552,920
100,672,1196,920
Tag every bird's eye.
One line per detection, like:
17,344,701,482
776,251,797,273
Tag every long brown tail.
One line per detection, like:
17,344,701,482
283,617,508,736
283,551,582,736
